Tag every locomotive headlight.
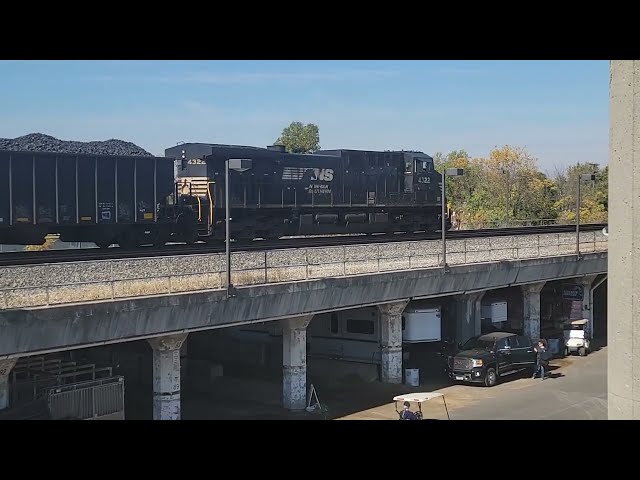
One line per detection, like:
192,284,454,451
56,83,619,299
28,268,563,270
472,359,483,368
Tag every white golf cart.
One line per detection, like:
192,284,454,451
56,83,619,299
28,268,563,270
563,318,591,356
393,392,451,420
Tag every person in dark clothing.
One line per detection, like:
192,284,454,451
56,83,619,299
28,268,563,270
400,401,419,420
533,340,549,379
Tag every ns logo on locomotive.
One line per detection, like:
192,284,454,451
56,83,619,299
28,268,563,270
0,143,452,249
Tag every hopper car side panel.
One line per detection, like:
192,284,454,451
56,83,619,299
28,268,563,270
0,151,201,248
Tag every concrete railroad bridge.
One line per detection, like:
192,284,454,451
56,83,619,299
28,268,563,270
0,229,608,419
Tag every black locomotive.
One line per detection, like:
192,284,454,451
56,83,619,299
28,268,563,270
0,143,450,248
167,143,450,241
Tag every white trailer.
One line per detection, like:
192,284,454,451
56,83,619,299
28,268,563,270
229,302,442,365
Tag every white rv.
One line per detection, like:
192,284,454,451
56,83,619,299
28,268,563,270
229,302,442,365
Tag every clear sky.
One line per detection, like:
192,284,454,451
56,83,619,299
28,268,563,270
0,60,608,173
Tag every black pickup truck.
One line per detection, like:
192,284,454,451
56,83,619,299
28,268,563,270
447,332,537,387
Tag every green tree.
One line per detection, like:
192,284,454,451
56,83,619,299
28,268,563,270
436,145,563,229
275,121,320,153
435,150,486,228
554,162,608,224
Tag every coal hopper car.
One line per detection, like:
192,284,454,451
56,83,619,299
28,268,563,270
0,149,205,248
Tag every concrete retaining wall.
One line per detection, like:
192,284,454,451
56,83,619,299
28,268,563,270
0,231,607,310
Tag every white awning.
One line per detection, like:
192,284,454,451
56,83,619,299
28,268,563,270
393,392,444,403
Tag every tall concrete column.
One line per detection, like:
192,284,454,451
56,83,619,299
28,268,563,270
0,359,17,411
147,333,188,420
455,292,485,343
377,300,409,384
609,60,640,419
521,282,545,341
282,315,313,410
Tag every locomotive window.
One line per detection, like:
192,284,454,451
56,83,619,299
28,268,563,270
414,158,431,172
346,319,375,335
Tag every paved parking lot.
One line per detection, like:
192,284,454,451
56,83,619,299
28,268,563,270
337,346,607,420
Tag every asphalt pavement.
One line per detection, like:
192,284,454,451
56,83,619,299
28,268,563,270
452,346,606,420
337,346,607,420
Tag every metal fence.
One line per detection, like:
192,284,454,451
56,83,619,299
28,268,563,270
456,217,608,230
46,376,125,420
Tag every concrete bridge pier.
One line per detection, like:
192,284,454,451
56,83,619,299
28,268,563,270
377,300,409,384
0,359,17,410
522,282,545,341
282,315,314,410
455,292,485,344
148,333,188,420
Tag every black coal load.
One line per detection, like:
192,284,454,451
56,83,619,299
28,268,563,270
0,133,154,156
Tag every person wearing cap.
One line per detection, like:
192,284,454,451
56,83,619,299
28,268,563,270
400,401,418,420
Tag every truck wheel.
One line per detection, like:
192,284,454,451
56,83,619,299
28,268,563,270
484,368,497,387
578,347,587,357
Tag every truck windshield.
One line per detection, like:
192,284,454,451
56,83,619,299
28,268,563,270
461,337,495,350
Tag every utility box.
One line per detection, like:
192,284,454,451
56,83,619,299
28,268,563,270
481,301,508,327
402,304,442,343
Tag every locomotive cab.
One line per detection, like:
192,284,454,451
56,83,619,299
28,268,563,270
165,143,216,241
172,179,214,241
411,155,439,206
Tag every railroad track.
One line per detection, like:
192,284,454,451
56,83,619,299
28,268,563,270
0,223,607,267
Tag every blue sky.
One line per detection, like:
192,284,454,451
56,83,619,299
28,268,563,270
0,60,608,173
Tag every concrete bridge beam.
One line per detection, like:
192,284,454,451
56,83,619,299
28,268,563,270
522,282,546,341
0,359,17,411
377,300,409,384
282,315,314,410
455,291,486,344
147,333,188,420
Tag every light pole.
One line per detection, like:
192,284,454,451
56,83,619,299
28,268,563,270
225,158,252,298
576,172,596,259
441,168,464,272
501,168,510,227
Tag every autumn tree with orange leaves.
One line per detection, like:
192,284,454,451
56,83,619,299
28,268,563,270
435,145,605,229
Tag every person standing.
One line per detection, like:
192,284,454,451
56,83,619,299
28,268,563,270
533,340,549,379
